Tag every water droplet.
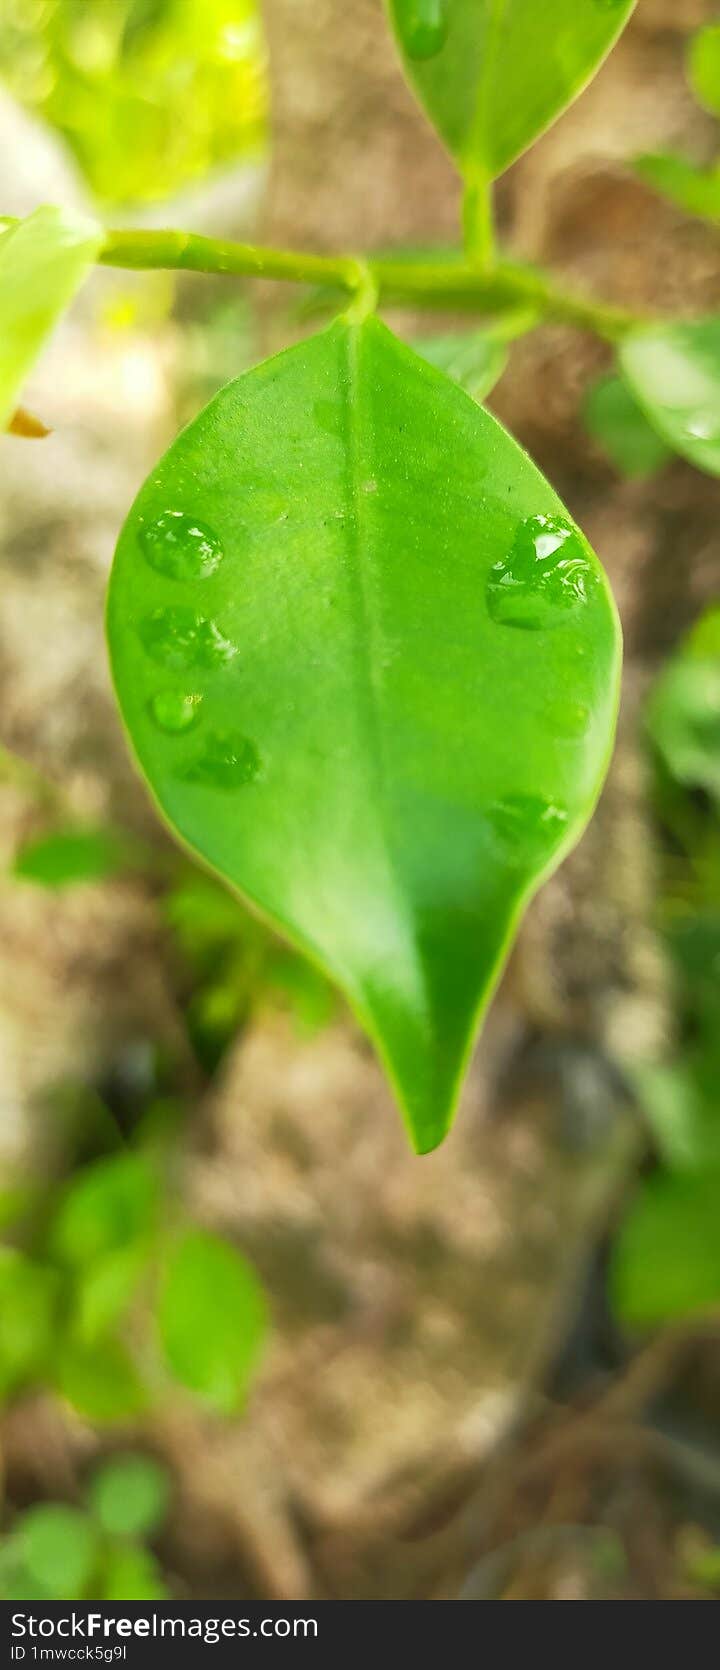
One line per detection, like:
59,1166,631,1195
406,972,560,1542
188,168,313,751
486,513,594,630
139,608,237,670
183,730,260,790
149,690,203,733
139,510,224,579
488,795,568,865
362,478,378,494
399,0,448,60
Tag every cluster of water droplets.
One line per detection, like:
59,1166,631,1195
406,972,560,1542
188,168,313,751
486,512,594,631
137,510,259,790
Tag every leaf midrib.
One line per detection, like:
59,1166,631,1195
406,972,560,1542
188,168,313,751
340,322,427,1011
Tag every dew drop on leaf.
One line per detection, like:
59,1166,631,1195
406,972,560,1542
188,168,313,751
488,795,569,864
139,608,237,671
149,690,203,733
139,510,224,579
397,0,448,61
183,731,260,790
486,513,594,630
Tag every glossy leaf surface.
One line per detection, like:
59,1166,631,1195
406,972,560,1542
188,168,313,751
620,318,720,478
0,206,101,430
109,317,621,1152
386,0,636,179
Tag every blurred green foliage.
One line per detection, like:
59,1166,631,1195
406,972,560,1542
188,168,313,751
12,824,140,886
582,372,672,480
0,1452,171,1600
0,1103,267,1420
0,0,266,204
610,604,720,1327
633,22,720,224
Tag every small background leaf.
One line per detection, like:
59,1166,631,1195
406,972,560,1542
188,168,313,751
100,1544,168,1600
18,1506,97,1600
412,329,507,401
611,1171,720,1328
0,1252,58,1399
51,1152,158,1268
582,372,671,478
688,23,720,117
158,1230,267,1413
620,318,720,477
0,206,101,430
55,1338,148,1422
12,826,136,888
646,624,720,806
634,153,720,224
89,1453,170,1539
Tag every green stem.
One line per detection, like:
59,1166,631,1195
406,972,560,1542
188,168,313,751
95,227,641,341
462,173,495,271
98,228,361,292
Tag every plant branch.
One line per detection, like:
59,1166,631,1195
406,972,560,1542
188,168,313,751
87,226,641,340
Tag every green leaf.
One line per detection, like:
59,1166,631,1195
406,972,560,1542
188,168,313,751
582,373,671,478
89,1453,170,1539
633,1061,720,1173
611,1170,720,1327
412,329,507,401
634,153,720,224
100,1544,169,1601
0,1252,58,1400
158,1230,267,1413
73,1243,148,1342
51,1152,158,1268
647,649,720,804
386,0,636,180
688,23,720,117
620,318,720,478
18,1506,97,1600
108,317,621,1152
0,206,102,431
12,826,136,888
55,1338,148,1423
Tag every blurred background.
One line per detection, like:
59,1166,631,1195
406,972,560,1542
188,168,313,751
0,0,719,1602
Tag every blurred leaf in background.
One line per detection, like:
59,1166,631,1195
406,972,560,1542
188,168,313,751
688,22,720,118
0,1453,172,1600
89,1453,170,1539
159,1229,267,1414
0,0,266,205
582,372,672,479
647,605,720,806
611,604,720,1332
12,825,139,887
